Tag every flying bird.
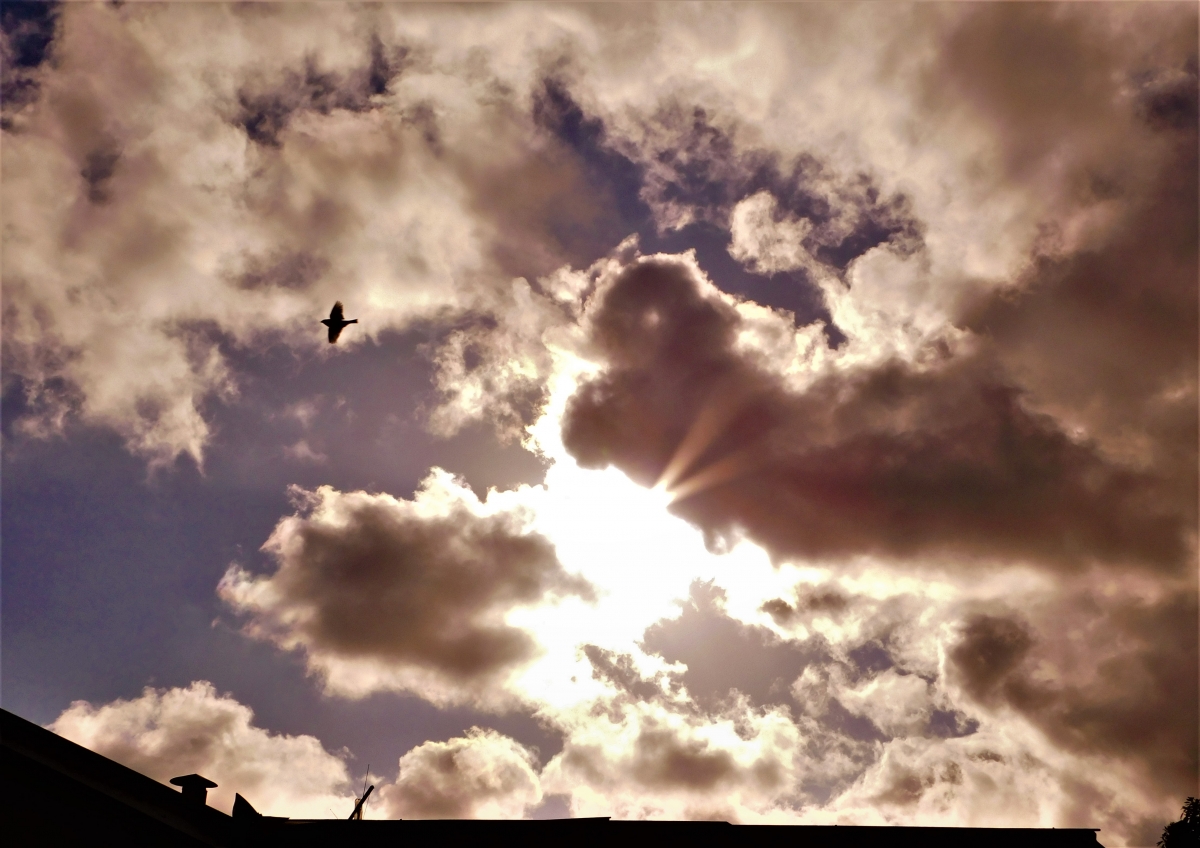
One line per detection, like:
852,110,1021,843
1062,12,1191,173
321,301,358,344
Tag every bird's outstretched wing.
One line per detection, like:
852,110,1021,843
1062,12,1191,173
328,324,343,344
329,301,344,321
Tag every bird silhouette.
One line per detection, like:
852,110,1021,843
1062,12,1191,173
321,301,357,343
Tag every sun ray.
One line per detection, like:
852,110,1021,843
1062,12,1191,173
654,376,757,493
666,443,766,504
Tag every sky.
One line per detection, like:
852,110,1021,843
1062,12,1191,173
1,1,1196,843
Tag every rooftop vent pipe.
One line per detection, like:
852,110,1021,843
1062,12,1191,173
170,774,217,806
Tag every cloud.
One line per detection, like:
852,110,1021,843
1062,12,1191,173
11,4,1196,842
923,4,1198,485
231,36,407,149
0,1,58,129
829,726,1179,844
641,581,817,711
956,121,1198,480
48,683,546,822
835,669,934,740
582,644,670,704
0,3,616,466
616,105,923,267
424,278,564,444
543,699,799,821
946,587,1199,800
776,577,1195,840
378,728,542,819
728,191,817,277
832,731,1072,827
947,613,1035,707
559,254,1191,573
48,681,354,817
219,469,593,705
925,3,1196,192
283,438,327,464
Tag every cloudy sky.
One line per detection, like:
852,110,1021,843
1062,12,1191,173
2,1,1196,842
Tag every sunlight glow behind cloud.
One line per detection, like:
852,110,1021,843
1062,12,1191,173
5,3,1194,843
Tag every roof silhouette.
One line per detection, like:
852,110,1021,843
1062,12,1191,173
2,708,1106,847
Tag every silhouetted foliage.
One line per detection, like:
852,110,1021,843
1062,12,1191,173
1158,797,1199,847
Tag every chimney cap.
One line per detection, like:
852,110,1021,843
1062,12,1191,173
171,774,218,790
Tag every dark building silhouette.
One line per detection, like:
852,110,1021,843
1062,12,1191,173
2,708,1106,847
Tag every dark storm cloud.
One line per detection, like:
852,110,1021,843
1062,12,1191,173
948,590,1199,798
220,480,594,701
947,614,1035,707
930,3,1197,495
958,123,1198,491
561,257,1190,572
234,38,411,147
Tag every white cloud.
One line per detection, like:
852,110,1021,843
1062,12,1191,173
48,681,354,818
836,669,934,739
1,3,603,465
379,728,542,819
728,191,816,277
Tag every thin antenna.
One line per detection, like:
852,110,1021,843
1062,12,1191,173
355,764,371,820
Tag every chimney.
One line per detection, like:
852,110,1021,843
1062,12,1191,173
170,774,218,806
